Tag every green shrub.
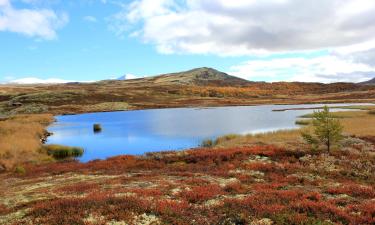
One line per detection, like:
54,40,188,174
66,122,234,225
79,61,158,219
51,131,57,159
295,119,311,126
201,139,213,148
44,145,84,159
15,166,26,175
214,134,241,145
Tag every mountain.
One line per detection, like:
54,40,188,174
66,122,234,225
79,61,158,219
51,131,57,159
140,67,250,86
359,77,375,85
117,74,138,80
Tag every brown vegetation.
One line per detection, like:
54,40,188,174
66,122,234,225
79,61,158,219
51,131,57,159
0,114,54,170
0,140,374,224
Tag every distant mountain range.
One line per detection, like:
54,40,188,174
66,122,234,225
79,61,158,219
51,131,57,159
359,77,375,85
121,67,250,87
5,67,375,86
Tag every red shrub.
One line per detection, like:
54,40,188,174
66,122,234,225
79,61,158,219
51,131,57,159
183,177,211,186
56,182,99,194
125,188,163,197
292,200,351,224
347,200,375,224
155,200,190,215
0,204,10,215
180,184,223,203
223,181,246,194
326,183,375,198
28,193,152,224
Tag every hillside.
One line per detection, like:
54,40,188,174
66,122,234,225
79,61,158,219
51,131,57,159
1,67,375,115
360,77,375,85
141,67,250,86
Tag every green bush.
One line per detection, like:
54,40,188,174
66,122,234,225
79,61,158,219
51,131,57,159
295,119,311,126
201,139,213,148
44,145,84,159
214,134,240,145
15,166,26,175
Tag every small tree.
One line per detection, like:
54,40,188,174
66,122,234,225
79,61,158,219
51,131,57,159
302,106,343,153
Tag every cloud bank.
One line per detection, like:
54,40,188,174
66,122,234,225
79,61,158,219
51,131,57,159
110,0,375,83
0,0,68,39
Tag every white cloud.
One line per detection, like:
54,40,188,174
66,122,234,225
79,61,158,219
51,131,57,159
83,15,97,23
112,0,375,55
107,0,375,83
0,0,68,39
4,77,96,84
229,54,375,83
6,77,75,84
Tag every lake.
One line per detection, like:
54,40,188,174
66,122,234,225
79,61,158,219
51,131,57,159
46,103,366,162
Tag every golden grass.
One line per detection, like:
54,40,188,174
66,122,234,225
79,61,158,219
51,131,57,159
0,114,54,170
301,110,375,136
214,129,304,149
337,111,375,136
214,109,375,149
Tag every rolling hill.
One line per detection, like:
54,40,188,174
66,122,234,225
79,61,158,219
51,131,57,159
1,67,375,115
359,77,375,85
140,67,250,86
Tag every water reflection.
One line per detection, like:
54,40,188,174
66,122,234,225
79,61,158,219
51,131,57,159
46,103,368,162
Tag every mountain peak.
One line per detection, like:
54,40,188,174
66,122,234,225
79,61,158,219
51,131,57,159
359,77,375,85
150,67,250,86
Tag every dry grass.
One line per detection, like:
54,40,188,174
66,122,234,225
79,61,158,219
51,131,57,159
213,129,304,149
213,109,375,148
302,109,375,136
338,111,375,136
0,114,54,170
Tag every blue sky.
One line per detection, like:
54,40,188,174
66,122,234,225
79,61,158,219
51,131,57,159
1,0,375,83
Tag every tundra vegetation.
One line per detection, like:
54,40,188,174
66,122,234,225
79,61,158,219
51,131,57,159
0,106,374,224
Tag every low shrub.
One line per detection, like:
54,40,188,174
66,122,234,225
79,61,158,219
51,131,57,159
43,144,84,159
201,139,213,147
0,204,10,215
326,183,375,198
14,165,26,175
180,184,223,203
57,182,99,194
214,134,241,145
295,119,310,126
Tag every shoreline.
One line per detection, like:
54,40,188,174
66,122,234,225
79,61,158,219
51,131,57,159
54,100,374,116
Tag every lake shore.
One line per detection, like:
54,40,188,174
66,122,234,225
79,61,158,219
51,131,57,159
1,124,374,224
1,104,375,224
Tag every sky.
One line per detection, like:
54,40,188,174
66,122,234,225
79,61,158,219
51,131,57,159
1,0,375,84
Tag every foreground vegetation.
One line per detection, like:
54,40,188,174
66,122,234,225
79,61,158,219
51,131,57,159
0,99,374,224
0,137,374,224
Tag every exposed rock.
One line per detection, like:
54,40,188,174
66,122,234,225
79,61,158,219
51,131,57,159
132,213,161,225
0,163,6,173
250,218,274,225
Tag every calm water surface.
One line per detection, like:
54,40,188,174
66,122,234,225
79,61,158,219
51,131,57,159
46,104,367,162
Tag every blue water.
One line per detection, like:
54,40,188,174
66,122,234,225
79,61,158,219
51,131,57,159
46,104,366,162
